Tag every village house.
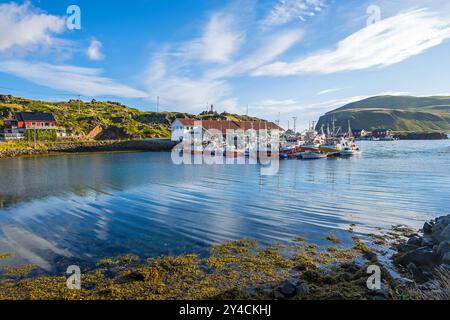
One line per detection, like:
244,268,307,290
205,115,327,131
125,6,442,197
352,129,367,138
372,128,392,139
171,119,283,142
1,112,66,141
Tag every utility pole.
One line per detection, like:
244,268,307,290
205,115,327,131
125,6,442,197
34,127,37,149
292,117,297,133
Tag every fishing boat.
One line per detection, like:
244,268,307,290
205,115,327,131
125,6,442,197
298,151,328,160
340,143,362,156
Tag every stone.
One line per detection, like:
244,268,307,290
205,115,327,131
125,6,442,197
423,222,433,235
273,291,285,300
439,225,450,241
407,263,428,284
295,284,310,295
436,215,450,225
407,236,423,247
437,241,450,257
442,252,450,265
421,236,436,247
396,244,419,253
432,222,447,239
398,247,438,266
279,280,296,298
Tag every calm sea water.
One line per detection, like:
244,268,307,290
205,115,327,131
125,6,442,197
0,140,449,271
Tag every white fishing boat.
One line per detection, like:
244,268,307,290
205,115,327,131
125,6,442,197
340,144,362,156
299,151,328,160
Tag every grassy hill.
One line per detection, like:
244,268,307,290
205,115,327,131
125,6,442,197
0,94,261,140
316,95,450,132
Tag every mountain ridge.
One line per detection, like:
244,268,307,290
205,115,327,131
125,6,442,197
317,95,450,132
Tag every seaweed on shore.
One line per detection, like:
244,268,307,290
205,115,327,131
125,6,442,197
0,234,397,300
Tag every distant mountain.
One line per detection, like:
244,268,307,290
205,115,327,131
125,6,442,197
0,94,262,140
316,95,450,132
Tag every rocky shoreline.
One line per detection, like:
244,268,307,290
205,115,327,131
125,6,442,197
393,215,450,286
0,215,449,300
0,139,177,159
396,132,449,140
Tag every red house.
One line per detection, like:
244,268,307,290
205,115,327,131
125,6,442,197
2,112,64,140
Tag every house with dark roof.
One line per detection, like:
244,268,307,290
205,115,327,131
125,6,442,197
352,128,367,138
171,118,283,141
2,112,66,141
372,128,392,138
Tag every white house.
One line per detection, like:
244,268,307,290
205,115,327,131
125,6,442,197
171,118,283,141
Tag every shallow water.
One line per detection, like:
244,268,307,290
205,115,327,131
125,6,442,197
0,140,449,271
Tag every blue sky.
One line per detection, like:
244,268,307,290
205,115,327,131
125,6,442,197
1,0,450,129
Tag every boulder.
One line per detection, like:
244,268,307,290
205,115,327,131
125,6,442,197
437,241,450,258
407,236,423,247
442,252,450,265
295,284,310,296
421,236,436,247
407,263,429,284
438,225,450,242
423,222,433,235
279,280,296,298
396,244,419,253
432,222,448,240
397,247,438,266
436,215,450,225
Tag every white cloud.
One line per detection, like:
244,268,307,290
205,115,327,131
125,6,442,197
143,3,303,113
0,2,65,52
87,39,104,61
318,88,342,95
254,9,450,76
263,0,325,28
0,60,148,98
208,28,304,79
144,53,231,111
182,11,245,64
257,99,298,106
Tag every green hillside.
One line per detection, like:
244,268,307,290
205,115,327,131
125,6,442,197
316,95,450,132
0,94,260,139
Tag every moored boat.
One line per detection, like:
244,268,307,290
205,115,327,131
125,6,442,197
298,151,328,160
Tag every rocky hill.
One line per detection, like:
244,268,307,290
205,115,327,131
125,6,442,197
0,94,260,140
316,95,450,132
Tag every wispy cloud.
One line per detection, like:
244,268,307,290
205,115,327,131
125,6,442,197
0,2,65,52
254,9,450,76
257,99,298,106
262,0,325,28
0,60,148,98
143,3,304,112
318,87,342,95
87,39,104,61
182,11,245,64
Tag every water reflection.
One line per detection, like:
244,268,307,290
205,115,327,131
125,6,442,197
0,140,449,271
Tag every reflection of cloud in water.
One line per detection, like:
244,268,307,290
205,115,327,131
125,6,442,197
0,226,72,271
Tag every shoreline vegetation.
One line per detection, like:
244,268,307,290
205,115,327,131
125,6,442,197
1,216,449,300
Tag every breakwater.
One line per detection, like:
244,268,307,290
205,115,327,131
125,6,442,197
0,139,176,159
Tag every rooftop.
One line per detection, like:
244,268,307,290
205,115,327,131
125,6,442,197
175,119,283,132
15,112,56,122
